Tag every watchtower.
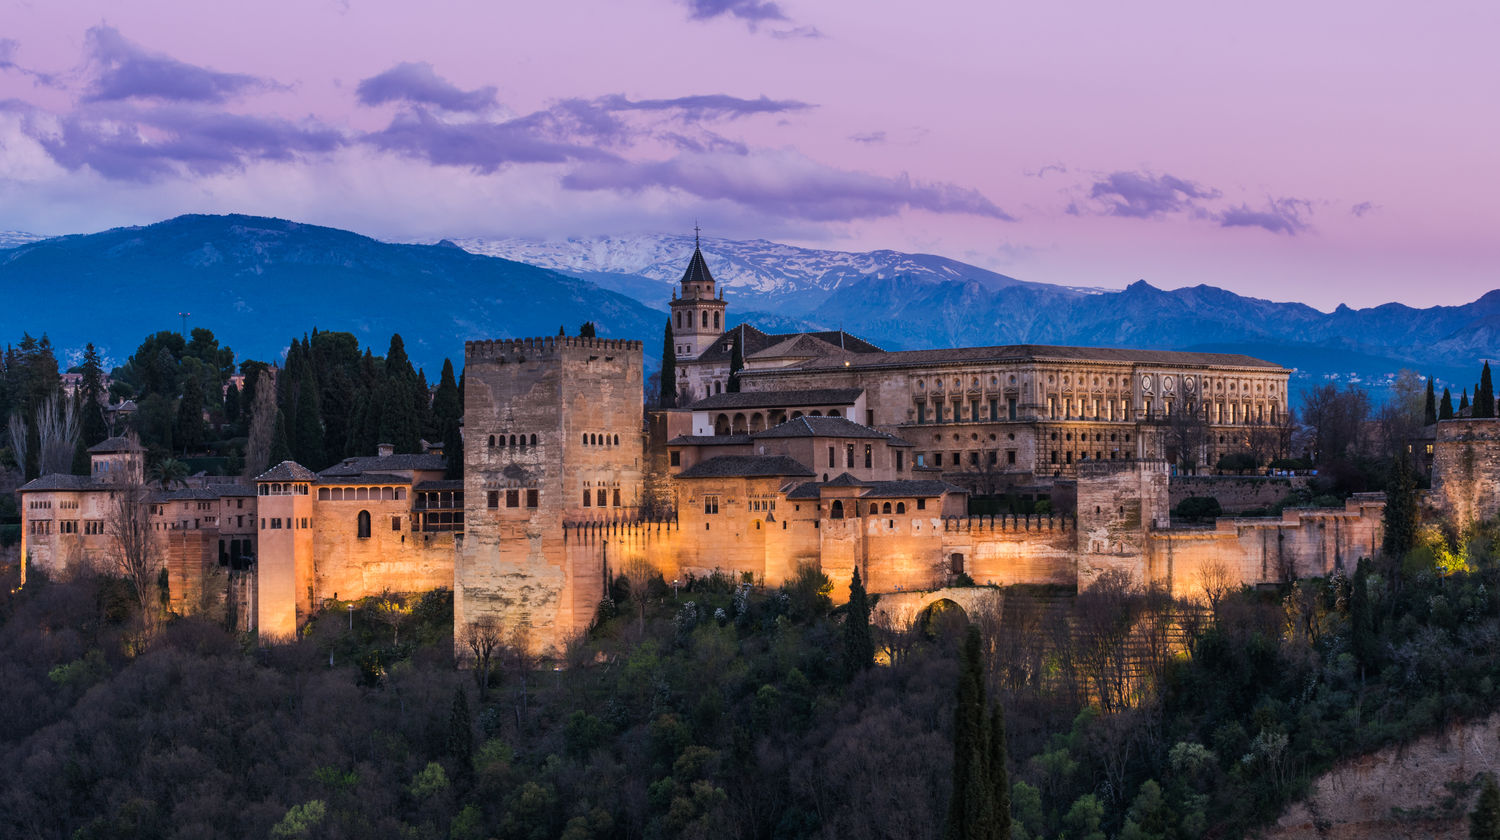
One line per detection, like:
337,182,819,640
667,231,727,361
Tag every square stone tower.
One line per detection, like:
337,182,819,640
1075,459,1170,587
457,335,644,654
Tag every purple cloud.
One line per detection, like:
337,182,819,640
685,0,788,22
1087,170,1220,219
1217,198,1311,235
34,103,344,181
596,93,812,120
1350,201,1376,218
849,130,887,144
560,151,1015,222
83,26,272,104
363,108,616,172
355,62,497,112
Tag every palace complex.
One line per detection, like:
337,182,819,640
16,245,1500,653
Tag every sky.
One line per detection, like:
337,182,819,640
1,0,1496,311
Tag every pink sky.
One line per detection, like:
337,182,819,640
1,0,1496,310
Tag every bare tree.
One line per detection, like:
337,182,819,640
105,479,163,639
6,413,27,478
506,622,540,727
1195,555,1236,616
873,611,919,669
622,556,656,634
1300,383,1371,465
462,615,502,699
1165,398,1209,474
34,393,79,476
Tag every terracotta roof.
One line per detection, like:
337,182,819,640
676,455,816,479
667,434,752,445
751,415,890,441
689,323,882,365
861,480,968,498
319,453,447,476
18,474,95,492
255,461,318,482
317,473,410,485
87,435,145,453
686,388,863,411
759,343,1285,372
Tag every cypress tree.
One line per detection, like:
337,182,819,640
448,685,474,777
432,360,463,479
1473,775,1500,840
443,372,465,480
1477,362,1495,418
578,321,596,338
842,567,875,678
293,374,324,469
659,320,678,409
987,704,1011,840
175,373,205,455
1349,558,1378,671
1424,377,1437,426
1461,389,1470,412
1382,453,1418,557
1441,387,1455,420
947,624,1007,840
727,331,744,393
224,380,241,425
268,408,292,465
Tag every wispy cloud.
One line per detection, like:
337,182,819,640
83,25,274,104
356,62,497,112
1086,170,1220,219
561,150,1014,222
1217,198,1311,235
684,0,788,23
363,108,614,172
1350,201,1376,218
595,93,812,120
849,130,886,144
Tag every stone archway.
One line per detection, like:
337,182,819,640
870,586,1002,630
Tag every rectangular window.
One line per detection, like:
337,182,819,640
916,403,926,424
704,495,719,514
935,401,944,423
392,516,401,531
669,451,681,467
969,452,979,465
864,444,872,469
934,453,943,467
583,491,591,507
971,399,980,421
526,489,538,508
506,489,520,508
1047,397,1055,418
866,409,875,426
828,446,835,468
1007,450,1016,465
896,451,904,471
597,489,607,507
916,498,927,510
1050,451,1058,464
846,443,854,468
60,520,78,534
487,490,499,509
988,451,997,465
989,398,998,420
613,488,621,507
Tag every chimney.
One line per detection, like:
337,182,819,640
376,443,394,458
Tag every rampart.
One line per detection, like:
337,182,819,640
1169,474,1309,513
1429,419,1500,528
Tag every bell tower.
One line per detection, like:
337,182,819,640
668,226,727,360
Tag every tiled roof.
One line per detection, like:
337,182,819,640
861,480,968,498
680,246,716,286
751,415,888,440
667,434,752,446
676,455,816,479
414,479,465,491
823,472,868,487
762,343,1284,372
686,388,863,411
255,461,318,482
689,323,882,365
784,482,823,500
217,485,258,497
88,435,146,453
153,487,228,501
318,453,447,476
18,473,96,492
318,473,410,485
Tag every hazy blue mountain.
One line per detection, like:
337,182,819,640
0,215,666,373
0,231,47,249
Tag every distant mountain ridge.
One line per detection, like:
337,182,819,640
0,231,48,249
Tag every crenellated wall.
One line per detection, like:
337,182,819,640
1429,419,1500,528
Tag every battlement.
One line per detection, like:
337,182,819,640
941,514,1075,532
465,336,644,361
1076,459,1170,479
1435,417,1500,443
564,518,680,543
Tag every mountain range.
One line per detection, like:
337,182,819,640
0,216,1495,400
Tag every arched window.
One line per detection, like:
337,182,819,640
675,311,682,329
701,310,708,328
830,500,845,519
488,435,495,447
581,433,588,445
754,520,761,530
714,312,720,329
357,510,371,539
896,502,906,514
530,434,537,447
510,434,517,447
613,434,619,445
882,502,892,514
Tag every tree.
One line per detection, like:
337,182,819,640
463,616,502,699
1461,389,1470,412
1477,361,1495,419
268,409,292,466
623,557,656,634
577,321,596,338
1441,387,1455,420
659,320,678,409
292,374,323,469
1300,383,1371,465
1424,376,1437,426
244,368,279,477
223,379,241,427
433,359,463,480
1383,453,1419,557
946,623,1009,840
842,567,875,678
448,685,473,774
106,475,164,639
727,330,744,393
174,372,205,455
1472,774,1500,840
148,458,190,490
374,594,412,645
1165,398,1208,473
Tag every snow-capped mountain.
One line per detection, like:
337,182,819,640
445,234,1037,314
0,230,48,249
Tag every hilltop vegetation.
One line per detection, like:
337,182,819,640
2,496,1499,838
